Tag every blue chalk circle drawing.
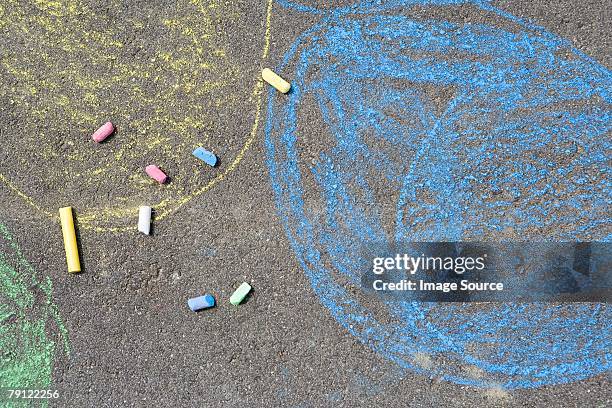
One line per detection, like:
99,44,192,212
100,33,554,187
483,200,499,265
265,0,611,389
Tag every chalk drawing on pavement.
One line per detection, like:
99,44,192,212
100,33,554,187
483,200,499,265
0,223,68,394
266,0,611,389
0,0,274,232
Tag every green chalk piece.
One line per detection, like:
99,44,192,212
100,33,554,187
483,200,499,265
230,282,252,305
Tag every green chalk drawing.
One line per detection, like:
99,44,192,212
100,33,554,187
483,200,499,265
0,223,68,406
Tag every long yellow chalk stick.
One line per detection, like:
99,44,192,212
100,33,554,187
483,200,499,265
59,207,81,273
262,68,291,94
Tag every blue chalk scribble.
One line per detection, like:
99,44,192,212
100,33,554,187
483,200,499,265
266,0,611,388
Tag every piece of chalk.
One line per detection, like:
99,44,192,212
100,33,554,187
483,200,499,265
230,282,252,305
145,165,168,184
188,294,216,312
138,206,151,235
192,147,217,167
262,68,291,94
91,121,114,143
59,207,81,273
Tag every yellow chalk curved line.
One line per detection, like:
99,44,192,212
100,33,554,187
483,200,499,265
0,0,274,233
0,173,57,220
154,0,274,224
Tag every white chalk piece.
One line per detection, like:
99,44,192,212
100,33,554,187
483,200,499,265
138,206,152,235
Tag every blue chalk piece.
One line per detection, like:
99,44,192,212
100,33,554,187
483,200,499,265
192,147,217,167
188,294,215,312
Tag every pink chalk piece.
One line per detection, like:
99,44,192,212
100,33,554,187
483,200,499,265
145,165,168,184
91,121,115,143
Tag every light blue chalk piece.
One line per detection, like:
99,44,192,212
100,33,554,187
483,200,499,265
188,294,215,312
192,147,217,167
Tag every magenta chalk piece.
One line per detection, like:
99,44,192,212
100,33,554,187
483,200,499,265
145,165,168,184
91,121,115,143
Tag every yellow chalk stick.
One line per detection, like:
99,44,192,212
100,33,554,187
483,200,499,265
59,207,81,273
262,68,291,94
